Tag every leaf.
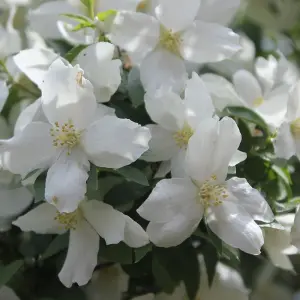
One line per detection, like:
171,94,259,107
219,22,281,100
61,13,91,23
34,179,45,203
87,164,98,191
134,244,152,263
64,45,87,63
80,0,95,19
116,166,149,186
202,243,218,287
99,242,133,264
97,9,117,21
42,234,69,260
223,106,269,134
71,22,96,32
128,67,145,108
0,260,24,288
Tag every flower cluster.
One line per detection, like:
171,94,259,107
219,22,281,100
1,0,300,299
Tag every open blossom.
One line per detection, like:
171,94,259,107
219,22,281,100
275,80,300,160
0,58,150,212
138,117,274,254
108,0,241,92
13,200,148,287
142,72,245,177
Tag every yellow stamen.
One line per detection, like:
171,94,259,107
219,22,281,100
290,118,300,138
253,97,264,107
76,71,84,87
136,0,148,12
159,26,182,57
55,208,82,230
173,123,194,148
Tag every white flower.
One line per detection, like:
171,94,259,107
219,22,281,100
108,0,241,92
137,117,274,254
0,58,151,212
74,42,122,103
0,286,20,300
132,258,249,300
13,200,149,287
142,72,245,177
202,57,290,127
85,264,128,300
275,81,300,160
263,214,298,271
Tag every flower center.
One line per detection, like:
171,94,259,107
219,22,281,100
197,175,228,209
136,0,149,12
173,123,194,148
159,26,182,57
55,208,82,230
290,118,300,139
50,120,82,155
253,97,264,107
76,71,84,87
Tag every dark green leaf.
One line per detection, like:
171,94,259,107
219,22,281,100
42,234,69,260
202,243,218,287
34,179,45,203
128,67,145,108
0,260,23,288
99,242,133,264
116,166,149,186
64,45,87,63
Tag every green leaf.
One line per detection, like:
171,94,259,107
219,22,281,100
116,166,149,186
134,244,152,263
97,9,117,21
128,67,145,108
34,179,45,203
80,0,95,19
0,260,24,288
42,234,69,260
99,242,133,264
202,243,218,287
71,22,96,32
61,13,91,23
223,106,269,134
87,164,98,191
64,45,88,63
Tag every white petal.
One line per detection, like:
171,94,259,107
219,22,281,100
208,201,264,255
123,215,149,248
45,152,89,213
82,115,151,169
0,81,8,113
137,178,198,223
186,117,241,183
197,0,241,25
227,177,274,222
233,70,263,107
0,187,32,220
108,12,159,60
201,73,244,111
1,122,55,177
229,150,247,167
140,49,187,94
13,202,65,234
154,160,171,178
141,125,178,162
170,148,186,177
59,220,99,287
96,0,140,11
184,72,215,128
82,200,126,245
155,0,200,32
181,21,241,63
144,88,185,131
274,121,296,160
13,48,57,87
41,58,97,130
0,286,20,300
286,81,300,122
74,42,122,103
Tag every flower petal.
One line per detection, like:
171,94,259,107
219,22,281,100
232,70,263,107
13,48,57,87
184,72,215,128
141,125,178,162
274,121,296,160
208,201,264,255
229,150,247,167
227,177,274,222
82,115,150,169
45,152,89,213
123,215,149,248
0,286,20,300
170,148,186,178
1,122,55,177
197,0,241,25
155,0,200,32
13,202,65,234
137,178,198,223
74,42,122,103
108,11,159,61
186,117,241,183
41,58,97,130
144,88,185,131
181,21,241,63
59,220,99,287
140,49,187,93
286,81,300,122
82,200,126,245
0,81,8,113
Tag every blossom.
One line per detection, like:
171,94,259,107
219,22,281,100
0,58,151,212
263,214,298,271
138,117,273,254
275,80,300,160
108,0,241,92
13,199,148,287
142,72,245,177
